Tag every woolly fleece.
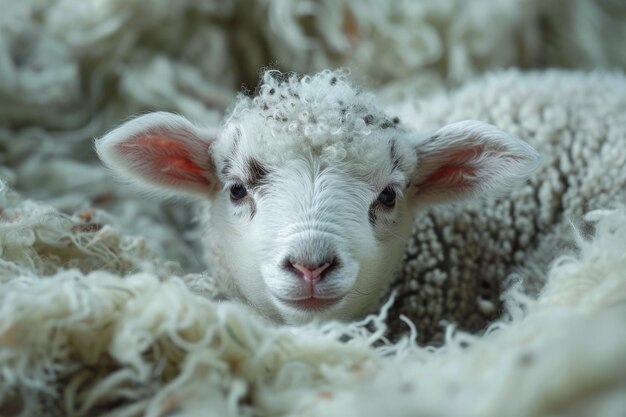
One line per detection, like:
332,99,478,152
1,180,626,417
2,0,626,414
383,70,626,342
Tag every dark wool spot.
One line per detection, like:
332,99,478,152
393,117,400,124
262,104,269,110
269,88,275,95
368,206,377,226
269,71,291,84
250,199,257,220
330,77,337,85
390,141,401,171
338,100,344,105
221,158,232,176
341,108,347,115
364,114,374,125
353,104,367,114
380,121,394,129
245,158,269,188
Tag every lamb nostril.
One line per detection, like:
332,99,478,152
285,258,338,282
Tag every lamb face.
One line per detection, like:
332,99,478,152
205,118,418,323
96,70,541,324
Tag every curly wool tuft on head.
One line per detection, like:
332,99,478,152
219,69,403,168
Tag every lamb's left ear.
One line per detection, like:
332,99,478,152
95,112,219,198
409,120,541,206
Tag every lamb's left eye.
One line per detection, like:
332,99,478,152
230,184,248,201
377,187,396,207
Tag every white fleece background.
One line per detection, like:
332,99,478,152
1,0,626,416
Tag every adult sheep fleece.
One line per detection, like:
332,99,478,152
385,70,626,342
96,70,540,327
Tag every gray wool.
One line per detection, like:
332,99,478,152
383,69,626,343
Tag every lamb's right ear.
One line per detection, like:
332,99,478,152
408,120,541,206
95,112,219,198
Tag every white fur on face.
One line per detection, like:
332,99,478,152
207,132,415,324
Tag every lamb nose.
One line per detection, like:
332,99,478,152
290,260,336,282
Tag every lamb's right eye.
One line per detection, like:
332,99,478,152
230,184,248,201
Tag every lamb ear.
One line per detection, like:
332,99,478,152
95,112,219,198
409,120,541,206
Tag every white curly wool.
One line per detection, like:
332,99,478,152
218,69,401,169
0,183,180,280
1,181,626,417
254,0,539,97
2,0,626,414
381,69,626,342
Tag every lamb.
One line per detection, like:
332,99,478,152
95,69,541,327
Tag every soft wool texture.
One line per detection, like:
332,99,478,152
2,181,626,417
383,70,626,341
2,0,626,415
219,69,403,170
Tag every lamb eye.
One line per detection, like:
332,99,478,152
230,184,248,201
377,187,396,207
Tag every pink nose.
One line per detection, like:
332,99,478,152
291,262,332,283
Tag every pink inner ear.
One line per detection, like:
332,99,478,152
417,146,482,192
115,133,212,188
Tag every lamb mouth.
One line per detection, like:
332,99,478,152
278,296,344,311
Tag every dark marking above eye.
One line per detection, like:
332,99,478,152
245,158,269,188
390,140,401,171
380,121,394,129
221,159,232,176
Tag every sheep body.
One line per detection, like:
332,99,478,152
385,70,626,342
